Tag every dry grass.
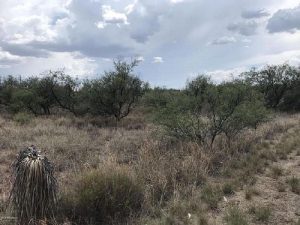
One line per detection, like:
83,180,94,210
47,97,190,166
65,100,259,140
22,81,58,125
0,113,299,224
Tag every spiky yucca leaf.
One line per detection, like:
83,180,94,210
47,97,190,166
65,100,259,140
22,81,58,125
9,146,57,225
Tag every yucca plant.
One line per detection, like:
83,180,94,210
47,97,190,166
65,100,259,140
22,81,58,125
9,146,58,225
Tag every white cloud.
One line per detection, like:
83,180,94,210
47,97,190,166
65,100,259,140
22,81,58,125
96,5,129,29
125,0,138,15
242,49,300,67
209,36,237,45
152,56,164,63
205,67,247,83
0,0,72,45
0,51,98,77
170,0,186,4
136,55,145,62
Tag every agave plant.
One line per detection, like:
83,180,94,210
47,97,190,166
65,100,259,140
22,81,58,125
9,146,58,225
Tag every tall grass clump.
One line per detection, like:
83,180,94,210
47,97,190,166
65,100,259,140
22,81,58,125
62,167,144,224
9,146,57,225
13,112,33,125
224,206,248,225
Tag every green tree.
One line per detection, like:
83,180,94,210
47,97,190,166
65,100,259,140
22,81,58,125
244,64,300,109
89,60,145,121
155,77,269,148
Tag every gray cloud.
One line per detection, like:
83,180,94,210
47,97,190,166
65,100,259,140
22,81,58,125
227,20,259,36
267,5,300,33
0,42,49,57
241,9,269,19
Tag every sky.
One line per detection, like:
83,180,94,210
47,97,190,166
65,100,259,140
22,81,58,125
0,0,300,88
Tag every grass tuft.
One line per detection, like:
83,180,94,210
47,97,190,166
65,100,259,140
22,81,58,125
287,177,300,194
249,205,272,222
224,205,248,225
201,184,222,209
270,166,283,179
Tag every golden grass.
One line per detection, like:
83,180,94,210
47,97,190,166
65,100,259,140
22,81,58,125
0,113,299,224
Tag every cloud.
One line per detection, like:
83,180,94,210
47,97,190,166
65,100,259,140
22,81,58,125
227,20,259,36
0,49,23,67
241,9,269,19
170,0,186,4
209,36,236,45
0,51,99,76
0,0,300,87
0,42,50,57
152,56,164,63
241,49,300,67
125,0,138,14
241,38,252,43
267,5,300,33
136,56,145,62
206,67,247,83
96,5,130,29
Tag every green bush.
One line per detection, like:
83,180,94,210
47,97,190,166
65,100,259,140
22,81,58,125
13,112,33,125
61,169,144,224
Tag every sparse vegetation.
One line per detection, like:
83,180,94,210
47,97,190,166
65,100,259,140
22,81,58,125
0,62,299,224
270,166,284,179
224,206,248,225
201,184,222,209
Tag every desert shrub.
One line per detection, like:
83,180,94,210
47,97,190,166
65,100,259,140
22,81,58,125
270,166,283,179
61,168,144,224
201,184,222,209
13,112,33,125
249,206,272,222
222,183,235,196
224,206,248,225
287,177,300,194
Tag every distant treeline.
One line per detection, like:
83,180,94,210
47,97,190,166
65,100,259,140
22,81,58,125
0,61,299,123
